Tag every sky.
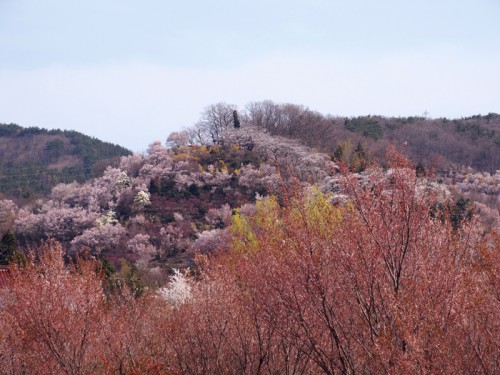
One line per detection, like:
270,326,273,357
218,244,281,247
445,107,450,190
1,0,499,152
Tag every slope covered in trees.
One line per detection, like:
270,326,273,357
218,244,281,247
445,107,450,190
0,123,132,201
0,114,497,273
0,148,497,374
0,104,498,373
5,125,336,279
173,102,499,231
238,101,500,174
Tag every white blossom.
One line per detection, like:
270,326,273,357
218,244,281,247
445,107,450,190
95,210,118,227
158,269,192,308
134,190,151,209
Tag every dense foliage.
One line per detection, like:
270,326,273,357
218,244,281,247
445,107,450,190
242,101,499,174
0,104,498,373
6,126,328,259
0,149,497,374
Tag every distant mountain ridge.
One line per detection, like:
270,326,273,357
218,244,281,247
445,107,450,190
0,123,132,201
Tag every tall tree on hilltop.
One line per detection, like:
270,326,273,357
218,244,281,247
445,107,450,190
233,110,240,129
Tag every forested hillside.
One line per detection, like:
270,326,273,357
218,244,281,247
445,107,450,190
0,123,132,201
1,140,497,373
1,103,498,272
0,105,498,374
6,126,334,273
172,102,499,230
239,101,499,174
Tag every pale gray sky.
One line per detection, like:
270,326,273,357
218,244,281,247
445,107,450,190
1,0,499,151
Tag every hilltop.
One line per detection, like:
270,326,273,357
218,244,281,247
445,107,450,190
0,103,497,273
239,101,499,174
3,120,496,275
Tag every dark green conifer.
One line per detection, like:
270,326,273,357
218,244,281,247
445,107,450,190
416,162,426,177
0,230,18,265
233,110,241,129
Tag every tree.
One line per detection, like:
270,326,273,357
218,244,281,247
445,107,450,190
0,200,17,233
165,146,498,374
133,190,151,211
0,230,18,265
351,141,369,172
0,241,175,374
71,222,127,256
192,102,237,144
158,268,192,308
14,205,98,244
416,161,426,177
233,110,241,129
0,241,106,374
246,100,323,138
166,130,190,148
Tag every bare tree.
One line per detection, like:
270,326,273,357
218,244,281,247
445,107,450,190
192,102,237,144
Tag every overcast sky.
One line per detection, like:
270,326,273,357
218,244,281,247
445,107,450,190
1,0,499,152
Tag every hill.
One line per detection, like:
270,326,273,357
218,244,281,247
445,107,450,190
7,122,496,273
1,132,497,374
1,103,497,271
1,113,498,373
9,126,334,272
0,123,132,201
234,101,500,174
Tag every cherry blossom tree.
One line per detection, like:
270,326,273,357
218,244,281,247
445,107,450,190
191,228,231,254
158,268,192,308
133,190,151,211
158,224,190,258
118,152,146,178
204,204,232,228
137,141,174,184
127,233,157,270
166,130,190,148
71,223,127,255
15,204,98,243
166,147,498,374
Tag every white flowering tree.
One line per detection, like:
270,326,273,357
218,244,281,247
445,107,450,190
158,268,192,308
0,199,17,232
133,190,151,211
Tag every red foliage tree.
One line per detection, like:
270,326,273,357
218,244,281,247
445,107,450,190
169,147,498,374
1,148,498,374
0,241,176,374
0,241,106,373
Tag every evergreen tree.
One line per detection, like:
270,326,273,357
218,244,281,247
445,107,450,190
352,142,368,172
333,145,344,160
0,230,18,265
416,162,427,177
355,142,367,160
233,110,241,129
